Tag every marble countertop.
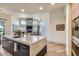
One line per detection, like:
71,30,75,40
3,35,46,46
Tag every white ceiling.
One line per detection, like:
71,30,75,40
0,3,66,13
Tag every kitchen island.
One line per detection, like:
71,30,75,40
2,35,47,56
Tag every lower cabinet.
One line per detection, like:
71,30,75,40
2,37,30,56
36,45,47,56
2,37,14,55
14,44,30,56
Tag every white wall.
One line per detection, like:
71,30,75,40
49,6,66,44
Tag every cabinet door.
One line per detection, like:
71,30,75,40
14,44,30,56
2,37,14,55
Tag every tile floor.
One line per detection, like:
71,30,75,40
0,42,66,56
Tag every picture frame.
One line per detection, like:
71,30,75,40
56,24,65,31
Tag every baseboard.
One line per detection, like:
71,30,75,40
48,42,66,46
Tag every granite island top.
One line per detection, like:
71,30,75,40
3,35,47,46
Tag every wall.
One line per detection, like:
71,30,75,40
72,4,79,20
49,6,66,44
0,13,11,35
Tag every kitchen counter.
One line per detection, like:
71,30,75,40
3,35,46,46
2,35,47,56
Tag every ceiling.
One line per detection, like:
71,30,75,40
0,3,66,14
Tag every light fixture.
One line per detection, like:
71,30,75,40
51,3,55,5
39,6,43,10
20,9,25,12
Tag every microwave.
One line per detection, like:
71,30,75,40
72,16,79,38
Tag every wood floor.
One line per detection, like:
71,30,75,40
0,42,66,56
46,43,66,56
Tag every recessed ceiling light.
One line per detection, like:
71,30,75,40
51,3,55,5
21,9,24,12
39,6,43,10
